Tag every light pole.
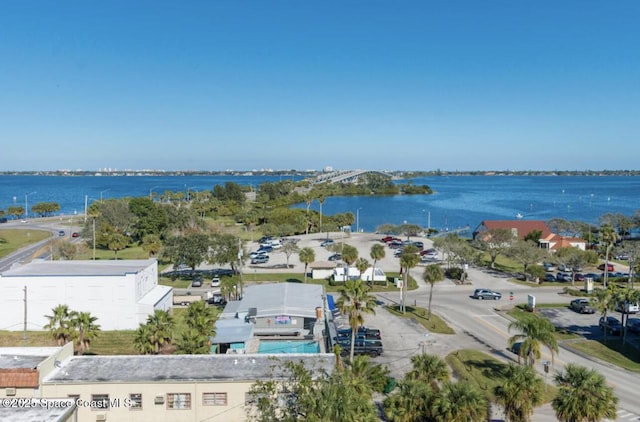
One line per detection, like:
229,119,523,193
356,207,362,233
100,189,110,202
149,186,160,201
24,191,36,218
422,209,431,232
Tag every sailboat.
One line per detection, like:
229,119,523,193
515,213,524,219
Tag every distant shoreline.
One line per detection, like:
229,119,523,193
1,169,640,177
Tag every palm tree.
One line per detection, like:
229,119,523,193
341,243,359,283
346,355,390,394
146,309,175,353
317,195,326,230
431,381,491,422
616,285,640,345
175,328,210,354
383,379,434,422
370,243,386,286
552,364,618,422
70,311,101,354
507,317,558,366
298,247,315,283
399,245,420,314
133,323,155,355
422,264,445,319
405,353,449,389
44,304,74,346
599,224,618,288
494,363,545,422
355,257,370,283
337,279,377,362
185,300,216,337
591,284,617,344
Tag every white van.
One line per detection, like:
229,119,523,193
616,301,640,314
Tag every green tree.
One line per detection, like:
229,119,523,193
209,233,243,274
280,242,300,269
369,243,386,286
141,234,163,257
107,232,130,259
399,245,420,313
346,355,390,394
422,264,445,319
44,304,74,346
162,232,211,273
431,381,490,422
552,364,618,422
129,197,169,242
184,300,217,337
133,324,155,355
494,363,545,422
507,239,548,280
383,379,434,422
599,223,618,288
8,206,25,219
355,257,370,281
507,317,559,366
615,285,640,345
405,353,449,388
337,279,377,362
473,228,514,268
143,309,175,354
70,311,101,354
298,247,315,283
591,284,617,344
341,243,359,283
175,328,210,354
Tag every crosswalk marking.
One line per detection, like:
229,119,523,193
604,409,640,421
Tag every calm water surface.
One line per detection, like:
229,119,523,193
2,175,639,233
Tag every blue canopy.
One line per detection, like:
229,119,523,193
326,294,336,311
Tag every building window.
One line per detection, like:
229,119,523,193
91,394,110,410
167,393,191,410
129,393,142,410
203,392,227,406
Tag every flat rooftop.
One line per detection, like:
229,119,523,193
0,259,156,277
0,347,61,369
44,354,335,384
0,399,76,422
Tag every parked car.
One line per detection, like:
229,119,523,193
626,318,640,334
615,253,630,261
597,263,615,272
211,277,221,287
251,255,269,264
544,273,557,282
412,241,424,250
615,301,640,314
72,232,79,238
583,273,601,282
569,298,595,314
599,316,622,335
191,277,203,288
338,339,384,357
472,289,502,300
574,273,585,282
320,239,335,247
543,262,556,272
381,236,400,243
557,263,572,272
328,253,342,261
555,272,572,282
257,245,273,253
58,230,65,236
249,250,268,259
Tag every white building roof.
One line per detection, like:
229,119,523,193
222,283,323,319
137,285,172,307
0,259,156,277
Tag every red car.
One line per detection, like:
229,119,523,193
72,232,79,238
597,263,614,272
381,236,400,243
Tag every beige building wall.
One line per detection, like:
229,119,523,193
42,380,254,422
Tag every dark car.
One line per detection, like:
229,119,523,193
257,245,273,253
569,298,595,314
328,253,342,261
555,272,572,282
338,339,384,357
71,232,79,238
251,255,269,264
58,230,65,236
599,316,622,335
472,289,502,300
544,273,557,282
583,273,601,282
627,318,640,334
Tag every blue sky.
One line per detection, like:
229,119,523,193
1,1,638,172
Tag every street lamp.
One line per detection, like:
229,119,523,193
356,207,362,233
24,192,36,218
100,189,110,202
149,186,160,200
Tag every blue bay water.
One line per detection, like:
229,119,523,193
1,175,639,233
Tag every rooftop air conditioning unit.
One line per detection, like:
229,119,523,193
5,388,16,396
154,395,164,405
96,414,107,421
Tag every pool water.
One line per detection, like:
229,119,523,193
258,340,320,354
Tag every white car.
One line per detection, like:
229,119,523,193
211,277,221,287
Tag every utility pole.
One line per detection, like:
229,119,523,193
23,286,27,346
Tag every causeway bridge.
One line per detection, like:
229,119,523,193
313,169,393,184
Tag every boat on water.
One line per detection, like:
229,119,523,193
515,213,524,219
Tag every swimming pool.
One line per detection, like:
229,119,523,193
258,340,320,354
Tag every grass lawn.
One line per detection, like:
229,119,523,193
385,305,455,334
567,339,640,372
507,305,579,341
446,349,557,403
0,229,52,258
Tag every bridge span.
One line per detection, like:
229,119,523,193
312,169,393,184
